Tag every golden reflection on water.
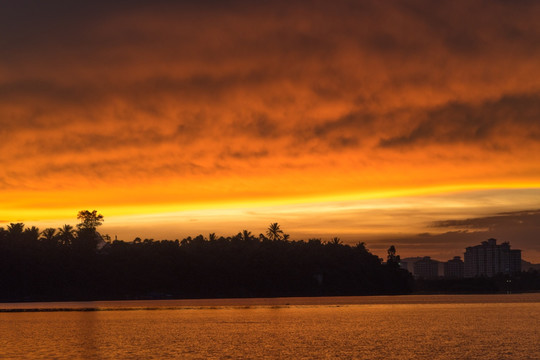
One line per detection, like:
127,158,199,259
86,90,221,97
0,294,539,359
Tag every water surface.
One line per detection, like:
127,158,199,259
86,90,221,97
1,294,539,359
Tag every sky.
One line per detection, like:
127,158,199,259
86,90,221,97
1,0,540,261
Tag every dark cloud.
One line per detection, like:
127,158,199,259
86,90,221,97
313,112,375,138
239,114,280,139
220,148,269,160
379,93,540,148
432,209,540,231
373,230,485,248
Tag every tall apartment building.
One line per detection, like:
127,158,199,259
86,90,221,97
413,256,439,279
444,256,464,278
464,239,521,278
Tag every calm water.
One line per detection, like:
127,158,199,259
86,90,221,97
1,294,539,359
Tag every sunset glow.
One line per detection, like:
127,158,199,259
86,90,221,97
2,1,540,261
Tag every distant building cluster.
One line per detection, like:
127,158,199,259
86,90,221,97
464,238,521,277
413,256,439,279
400,238,521,279
444,256,464,278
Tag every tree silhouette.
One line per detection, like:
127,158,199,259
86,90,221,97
40,228,57,243
266,222,284,241
58,224,76,246
77,210,104,231
74,210,104,252
24,226,40,242
241,230,253,242
387,245,400,265
7,223,24,236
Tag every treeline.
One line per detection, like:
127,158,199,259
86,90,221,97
0,213,413,302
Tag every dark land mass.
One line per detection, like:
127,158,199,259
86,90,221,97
412,273,540,294
522,259,540,271
0,222,413,302
1,219,539,302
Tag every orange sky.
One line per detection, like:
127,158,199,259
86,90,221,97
2,0,540,261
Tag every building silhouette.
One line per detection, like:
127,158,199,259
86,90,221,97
399,257,422,275
399,260,408,272
444,256,464,278
464,239,521,277
413,256,439,279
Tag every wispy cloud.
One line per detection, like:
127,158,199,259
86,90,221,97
431,209,540,231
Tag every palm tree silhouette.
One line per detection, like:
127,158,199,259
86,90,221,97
23,226,40,242
40,228,57,243
241,230,253,242
58,224,76,246
7,223,24,236
266,222,284,241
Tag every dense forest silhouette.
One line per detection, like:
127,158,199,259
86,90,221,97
0,211,538,302
0,211,413,301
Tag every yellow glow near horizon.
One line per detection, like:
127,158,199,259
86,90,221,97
2,180,540,225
